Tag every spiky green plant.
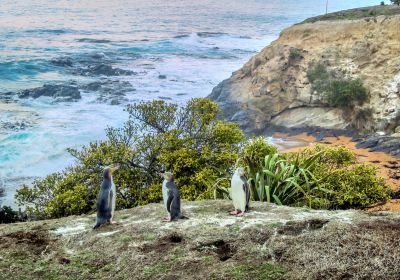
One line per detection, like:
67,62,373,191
248,152,328,206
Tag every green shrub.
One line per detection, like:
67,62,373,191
237,143,389,209
307,62,369,108
391,0,400,6
307,62,330,84
326,78,369,108
322,164,390,209
0,206,26,224
16,98,244,219
288,48,302,62
240,136,277,174
247,151,325,205
287,145,389,209
301,144,355,169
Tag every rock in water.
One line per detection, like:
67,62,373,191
16,84,81,101
76,64,136,76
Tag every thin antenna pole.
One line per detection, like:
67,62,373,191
326,0,328,14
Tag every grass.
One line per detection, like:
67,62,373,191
143,262,170,278
1,200,400,279
218,262,285,280
301,5,400,24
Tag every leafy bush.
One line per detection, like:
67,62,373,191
16,98,244,219
240,136,277,175
326,78,369,108
0,206,26,224
322,164,390,209
235,142,389,209
391,0,400,5
288,48,302,62
307,62,369,108
287,145,389,209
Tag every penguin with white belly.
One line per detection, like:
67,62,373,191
93,165,119,229
160,171,186,222
229,167,250,217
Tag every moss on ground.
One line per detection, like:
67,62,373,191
1,200,400,279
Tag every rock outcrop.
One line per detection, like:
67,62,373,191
14,84,81,102
1,200,400,279
209,6,400,135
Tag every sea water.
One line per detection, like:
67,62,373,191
0,0,377,206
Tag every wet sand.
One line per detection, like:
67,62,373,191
275,133,400,212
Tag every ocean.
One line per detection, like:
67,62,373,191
0,0,378,206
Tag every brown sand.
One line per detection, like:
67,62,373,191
275,133,400,212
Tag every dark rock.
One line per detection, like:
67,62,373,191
158,74,167,79
77,38,111,43
16,84,81,101
50,57,73,67
76,64,136,76
357,136,400,157
81,79,135,105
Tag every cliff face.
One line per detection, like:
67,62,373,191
210,7,400,134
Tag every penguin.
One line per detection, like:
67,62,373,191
93,165,119,229
160,171,186,222
229,167,250,217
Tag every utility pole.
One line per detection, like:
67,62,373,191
326,0,329,14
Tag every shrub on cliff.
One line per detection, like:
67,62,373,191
15,98,244,219
307,62,369,108
326,78,369,108
391,0,400,6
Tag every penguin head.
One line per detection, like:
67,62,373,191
161,172,174,182
103,165,119,179
235,167,246,176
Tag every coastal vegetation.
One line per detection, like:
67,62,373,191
15,98,244,219
14,99,390,220
307,62,369,108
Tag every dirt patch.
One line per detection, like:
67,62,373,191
196,239,236,261
0,226,52,254
242,228,273,245
140,232,184,253
277,219,328,236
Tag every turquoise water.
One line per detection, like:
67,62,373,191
0,0,378,205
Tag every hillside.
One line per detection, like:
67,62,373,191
1,200,400,280
209,5,400,136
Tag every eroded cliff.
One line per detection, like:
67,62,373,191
210,6,400,135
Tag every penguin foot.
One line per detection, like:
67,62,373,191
110,220,118,225
163,217,172,222
229,210,239,215
236,212,244,217
93,223,101,230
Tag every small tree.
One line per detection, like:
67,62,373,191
16,98,244,219
391,0,400,5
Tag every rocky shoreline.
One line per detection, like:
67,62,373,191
209,5,400,143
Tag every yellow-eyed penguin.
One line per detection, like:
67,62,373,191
230,167,250,217
161,171,186,222
93,165,119,229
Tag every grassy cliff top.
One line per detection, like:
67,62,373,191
301,5,400,23
1,200,400,279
